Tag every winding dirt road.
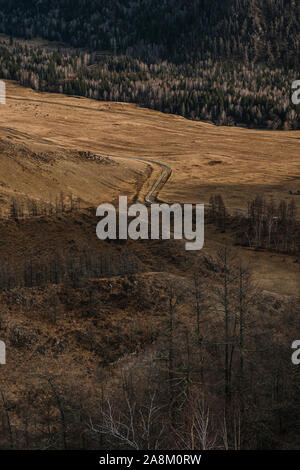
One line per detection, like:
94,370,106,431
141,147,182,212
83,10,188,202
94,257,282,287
115,155,172,204
3,94,248,215
2,94,174,207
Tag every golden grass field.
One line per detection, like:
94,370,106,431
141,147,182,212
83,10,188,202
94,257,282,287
0,80,299,296
1,81,300,209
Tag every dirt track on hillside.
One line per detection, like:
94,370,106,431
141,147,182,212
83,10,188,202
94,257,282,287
0,81,299,296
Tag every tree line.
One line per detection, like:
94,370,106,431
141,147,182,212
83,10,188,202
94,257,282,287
0,248,140,291
0,35,299,129
209,194,300,254
2,193,82,220
0,0,299,68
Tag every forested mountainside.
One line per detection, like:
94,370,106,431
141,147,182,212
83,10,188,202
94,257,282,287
0,0,299,129
0,0,299,67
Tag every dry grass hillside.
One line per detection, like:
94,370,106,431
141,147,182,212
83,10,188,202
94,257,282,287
0,81,299,296
0,81,299,450
0,81,300,211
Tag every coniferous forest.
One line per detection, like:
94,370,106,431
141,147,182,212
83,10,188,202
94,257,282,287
0,0,299,129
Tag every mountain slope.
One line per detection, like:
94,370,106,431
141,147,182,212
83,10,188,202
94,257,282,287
0,0,299,67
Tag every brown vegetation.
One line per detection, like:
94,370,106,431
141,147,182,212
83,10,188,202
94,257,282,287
0,83,299,450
